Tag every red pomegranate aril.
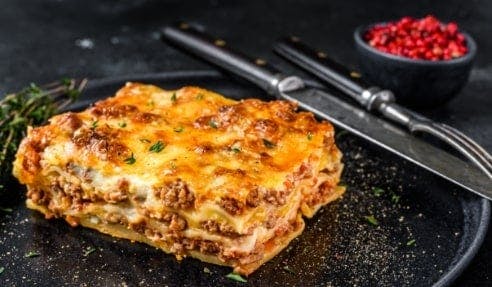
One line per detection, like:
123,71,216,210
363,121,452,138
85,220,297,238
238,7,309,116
364,15,468,61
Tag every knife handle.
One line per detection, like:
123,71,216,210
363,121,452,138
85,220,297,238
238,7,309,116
274,37,394,110
163,22,291,95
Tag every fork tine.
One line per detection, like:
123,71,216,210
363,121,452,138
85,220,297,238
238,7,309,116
433,124,492,169
430,123,492,177
441,124,492,162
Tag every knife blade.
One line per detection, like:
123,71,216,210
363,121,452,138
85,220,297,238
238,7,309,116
274,37,492,179
161,22,492,199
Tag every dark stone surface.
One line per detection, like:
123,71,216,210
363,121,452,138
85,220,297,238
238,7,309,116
0,0,490,286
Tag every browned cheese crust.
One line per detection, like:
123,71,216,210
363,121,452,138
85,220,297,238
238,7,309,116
13,83,344,275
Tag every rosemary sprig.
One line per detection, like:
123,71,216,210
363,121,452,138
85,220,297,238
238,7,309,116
0,79,87,192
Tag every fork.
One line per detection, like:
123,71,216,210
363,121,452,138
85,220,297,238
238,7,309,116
274,37,492,179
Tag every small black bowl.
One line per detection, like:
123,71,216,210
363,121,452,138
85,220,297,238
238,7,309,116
354,24,476,108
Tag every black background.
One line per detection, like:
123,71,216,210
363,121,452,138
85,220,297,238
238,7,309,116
0,0,490,286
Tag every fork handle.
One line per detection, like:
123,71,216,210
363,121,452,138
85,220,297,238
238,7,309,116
275,36,367,99
163,22,286,95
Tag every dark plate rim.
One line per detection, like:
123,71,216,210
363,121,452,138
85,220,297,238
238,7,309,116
78,70,491,286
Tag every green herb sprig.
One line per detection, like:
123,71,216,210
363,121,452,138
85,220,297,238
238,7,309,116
225,272,247,283
0,79,86,193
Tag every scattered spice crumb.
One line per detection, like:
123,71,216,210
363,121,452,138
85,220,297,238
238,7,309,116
350,71,361,78
75,38,95,49
83,246,97,256
0,267,4,275
283,265,296,274
203,267,211,274
406,239,416,246
0,207,13,213
391,194,401,204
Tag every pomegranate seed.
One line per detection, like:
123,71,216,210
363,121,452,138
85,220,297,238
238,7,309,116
364,15,468,61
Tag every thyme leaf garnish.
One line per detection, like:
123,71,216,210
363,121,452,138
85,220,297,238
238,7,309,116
225,272,247,283
24,251,40,258
0,79,86,193
0,207,13,213
283,265,296,274
262,139,276,149
124,153,136,165
149,141,165,153
391,194,401,204
83,246,97,256
364,215,378,226
372,187,385,197
209,120,218,129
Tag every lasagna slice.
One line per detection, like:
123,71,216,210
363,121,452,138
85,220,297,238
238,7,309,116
13,83,344,275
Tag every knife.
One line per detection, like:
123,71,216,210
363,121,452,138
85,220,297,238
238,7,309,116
274,37,492,179
162,22,492,200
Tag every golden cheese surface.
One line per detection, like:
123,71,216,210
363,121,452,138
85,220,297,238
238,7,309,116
15,83,335,206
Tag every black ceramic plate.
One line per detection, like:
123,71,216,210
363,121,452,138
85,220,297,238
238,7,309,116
0,71,489,287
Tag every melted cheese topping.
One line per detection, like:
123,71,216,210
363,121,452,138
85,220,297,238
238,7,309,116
13,83,344,275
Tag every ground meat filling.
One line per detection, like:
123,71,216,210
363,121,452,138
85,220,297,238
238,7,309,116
154,179,195,209
71,127,130,162
90,103,138,118
201,220,242,237
219,196,245,215
254,119,279,141
103,179,130,203
245,188,261,207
